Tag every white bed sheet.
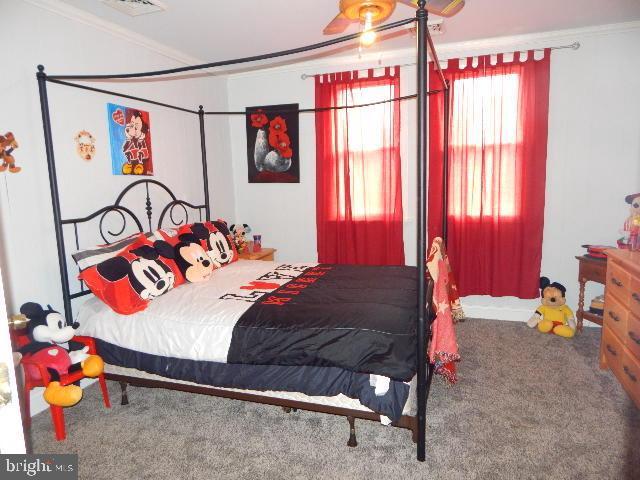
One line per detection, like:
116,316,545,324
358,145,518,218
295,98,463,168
76,260,313,363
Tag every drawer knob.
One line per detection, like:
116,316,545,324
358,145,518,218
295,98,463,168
608,311,620,322
606,344,617,356
623,366,638,383
633,292,640,303
611,277,623,287
629,331,640,345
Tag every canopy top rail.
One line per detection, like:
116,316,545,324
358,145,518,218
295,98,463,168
45,18,416,82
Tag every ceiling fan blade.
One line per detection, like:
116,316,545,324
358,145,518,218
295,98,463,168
323,13,354,35
397,0,465,18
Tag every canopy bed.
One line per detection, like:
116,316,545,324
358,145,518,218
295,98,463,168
35,1,453,462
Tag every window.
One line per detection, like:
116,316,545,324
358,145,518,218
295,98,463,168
315,67,404,265
334,84,395,219
449,73,520,218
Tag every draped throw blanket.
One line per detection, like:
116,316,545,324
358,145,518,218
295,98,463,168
427,237,463,384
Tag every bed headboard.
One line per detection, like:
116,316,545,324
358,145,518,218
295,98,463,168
59,179,209,319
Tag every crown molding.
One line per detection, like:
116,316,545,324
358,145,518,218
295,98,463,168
225,20,640,80
23,0,204,66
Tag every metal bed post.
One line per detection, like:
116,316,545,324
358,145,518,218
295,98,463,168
198,105,211,220
415,0,429,462
442,85,450,246
36,65,73,324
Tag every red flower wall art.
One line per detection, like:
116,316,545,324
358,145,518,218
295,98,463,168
246,104,299,183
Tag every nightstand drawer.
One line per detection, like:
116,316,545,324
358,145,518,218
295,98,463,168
607,261,631,306
604,293,629,341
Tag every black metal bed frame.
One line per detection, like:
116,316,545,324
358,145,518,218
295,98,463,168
36,1,450,462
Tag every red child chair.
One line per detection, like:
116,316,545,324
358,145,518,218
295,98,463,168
13,332,110,440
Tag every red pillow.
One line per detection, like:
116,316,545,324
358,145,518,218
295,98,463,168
79,235,182,315
177,221,238,268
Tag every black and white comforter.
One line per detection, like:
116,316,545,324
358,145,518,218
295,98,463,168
78,261,418,381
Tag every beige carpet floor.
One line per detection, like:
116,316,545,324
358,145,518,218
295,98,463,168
29,319,640,479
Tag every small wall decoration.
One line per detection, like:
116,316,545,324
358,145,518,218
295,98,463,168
107,103,153,176
0,132,21,173
246,103,299,183
74,130,96,161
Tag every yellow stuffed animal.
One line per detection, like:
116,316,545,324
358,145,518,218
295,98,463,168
527,277,576,338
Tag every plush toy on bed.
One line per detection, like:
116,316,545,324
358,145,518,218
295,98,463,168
527,277,576,338
19,302,104,407
230,223,252,254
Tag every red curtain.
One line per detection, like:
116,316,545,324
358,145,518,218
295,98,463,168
315,67,404,265
428,51,551,298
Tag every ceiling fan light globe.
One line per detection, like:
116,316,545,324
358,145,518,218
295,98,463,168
360,29,377,46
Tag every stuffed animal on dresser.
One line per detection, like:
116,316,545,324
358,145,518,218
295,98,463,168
19,303,104,407
621,192,640,250
527,277,576,338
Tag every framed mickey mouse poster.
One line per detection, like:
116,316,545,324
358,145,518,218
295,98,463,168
107,103,154,176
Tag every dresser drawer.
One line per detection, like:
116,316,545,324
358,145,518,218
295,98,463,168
601,327,624,378
607,261,631,306
631,276,640,318
627,313,640,359
620,350,640,404
603,293,629,341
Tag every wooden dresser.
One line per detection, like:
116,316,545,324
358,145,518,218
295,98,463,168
600,249,640,408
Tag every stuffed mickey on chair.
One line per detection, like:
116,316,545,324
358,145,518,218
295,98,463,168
19,302,104,407
527,277,576,338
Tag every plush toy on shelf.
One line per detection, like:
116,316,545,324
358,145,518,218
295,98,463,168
230,223,252,254
527,277,576,338
19,302,104,407
619,192,640,251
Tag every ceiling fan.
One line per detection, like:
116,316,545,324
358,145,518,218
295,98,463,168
323,0,465,42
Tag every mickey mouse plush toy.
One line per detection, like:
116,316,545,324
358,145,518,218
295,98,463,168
19,302,104,407
527,277,576,338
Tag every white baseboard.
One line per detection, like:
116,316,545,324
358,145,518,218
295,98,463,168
462,304,601,328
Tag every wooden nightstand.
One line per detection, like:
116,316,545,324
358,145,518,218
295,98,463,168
238,248,276,261
575,255,607,331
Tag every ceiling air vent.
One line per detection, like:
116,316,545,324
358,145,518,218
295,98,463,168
406,18,445,37
101,0,167,17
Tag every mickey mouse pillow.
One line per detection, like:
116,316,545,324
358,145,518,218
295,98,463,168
177,221,238,269
79,234,183,315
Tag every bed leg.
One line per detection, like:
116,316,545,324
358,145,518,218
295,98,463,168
411,417,419,444
119,381,129,406
346,416,358,448
282,406,292,413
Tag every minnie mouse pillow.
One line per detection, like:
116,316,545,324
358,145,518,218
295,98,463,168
79,234,183,315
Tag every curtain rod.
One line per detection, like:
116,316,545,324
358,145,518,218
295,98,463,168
300,41,580,79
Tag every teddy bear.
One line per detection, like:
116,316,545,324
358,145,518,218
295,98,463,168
620,192,640,251
527,277,576,338
0,132,21,173
19,302,104,407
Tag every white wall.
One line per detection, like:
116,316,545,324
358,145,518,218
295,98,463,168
0,1,233,415
227,24,640,322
